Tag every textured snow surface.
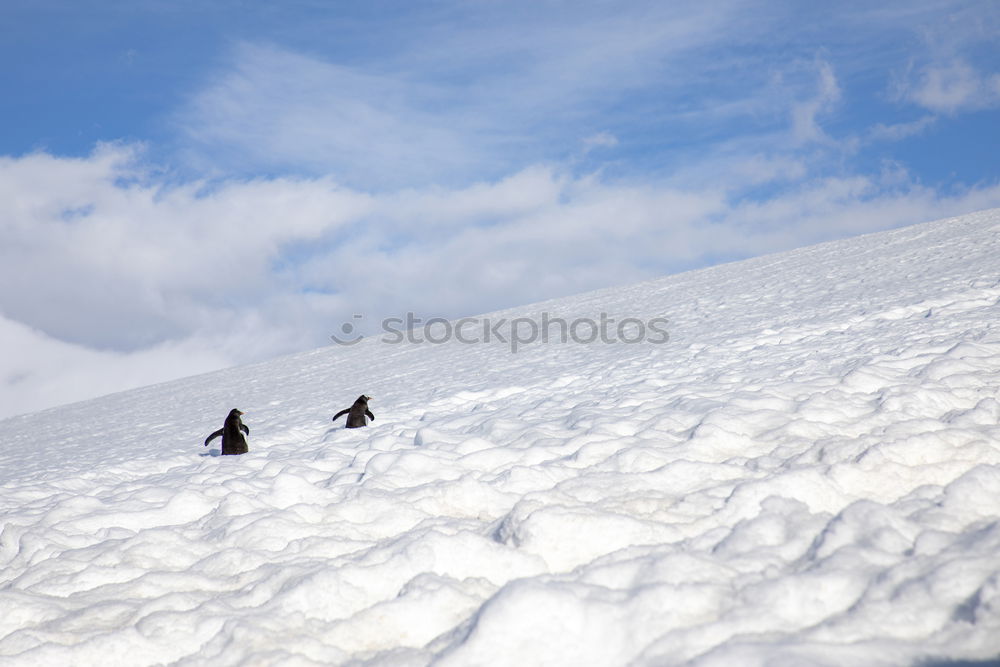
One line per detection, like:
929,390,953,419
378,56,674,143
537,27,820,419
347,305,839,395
3,209,1000,666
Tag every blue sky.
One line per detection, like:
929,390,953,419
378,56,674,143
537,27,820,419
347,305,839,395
1,0,999,417
8,1,998,187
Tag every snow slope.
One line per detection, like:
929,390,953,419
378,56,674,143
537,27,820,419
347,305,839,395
2,208,1000,666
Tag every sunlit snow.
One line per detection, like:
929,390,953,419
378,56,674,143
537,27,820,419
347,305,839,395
3,209,1000,666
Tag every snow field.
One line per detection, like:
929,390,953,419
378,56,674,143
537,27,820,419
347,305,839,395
1,209,1000,665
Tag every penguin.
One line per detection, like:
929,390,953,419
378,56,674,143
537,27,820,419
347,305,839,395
204,408,250,455
332,395,374,428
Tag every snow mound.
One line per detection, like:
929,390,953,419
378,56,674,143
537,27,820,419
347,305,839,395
2,208,1000,665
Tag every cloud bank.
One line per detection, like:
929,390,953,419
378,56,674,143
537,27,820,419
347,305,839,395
4,141,1000,418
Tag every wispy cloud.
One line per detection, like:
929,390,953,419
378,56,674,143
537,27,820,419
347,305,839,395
174,44,476,188
868,115,938,142
167,3,815,187
167,1,996,189
885,3,1000,114
898,60,1000,114
790,61,842,146
582,133,620,153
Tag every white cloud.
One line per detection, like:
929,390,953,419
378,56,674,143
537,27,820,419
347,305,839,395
582,132,619,152
901,60,1000,113
0,313,230,419
790,61,842,146
0,144,371,350
868,115,937,142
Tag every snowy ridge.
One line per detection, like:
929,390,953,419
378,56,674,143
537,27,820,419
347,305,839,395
2,209,1000,665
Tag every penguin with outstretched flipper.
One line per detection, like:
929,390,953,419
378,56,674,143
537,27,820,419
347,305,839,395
332,395,374,428
205,408,250,455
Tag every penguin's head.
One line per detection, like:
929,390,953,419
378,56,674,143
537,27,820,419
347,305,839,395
357,394,371,403
229,408,244,417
